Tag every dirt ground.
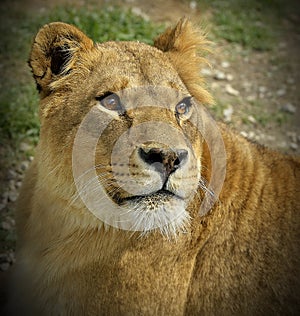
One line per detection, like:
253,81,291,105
0,0,299,271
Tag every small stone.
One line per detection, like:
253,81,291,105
8,252,16,264
1,221,11,230
266,135,275,142
242,81,252,90
281,103,296,114
9,180,16,190
20,160,30,171
226,74,233,81
223,106,233,122
278,141,288,149
19,142,32,152
242,131,256,139
211,82,220,90
225,84,239,96
286,131,297,142
2,191,9,203
7,217,15,226
247,115,257,124
221,61,230,68
258,86,267,93
254,134,261,141
189,1,197,10
0,262,10,271
240,131,248,138
131,7,149,20
259,133,266,140
7,169,17,180
214,71,226,80
287,77,295,85
201,68,213,76
235,45,243,53
8,191,18,202
271,65,278,71
279,42,286,48
290,142,298,150
276,88,286,97
248,131,255,139
246,95,256,102
16,181,22,188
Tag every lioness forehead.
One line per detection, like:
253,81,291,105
92,41,186,90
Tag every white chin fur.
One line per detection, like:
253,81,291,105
119,195,191,239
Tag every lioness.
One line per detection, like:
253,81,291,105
8,19,300,315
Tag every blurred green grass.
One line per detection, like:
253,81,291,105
197,0,295,50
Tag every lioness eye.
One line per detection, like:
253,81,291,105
96,93,122,112
175,97,192,116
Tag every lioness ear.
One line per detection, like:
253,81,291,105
29,22,94,96
154,18,213,104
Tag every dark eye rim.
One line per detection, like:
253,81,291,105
96,92,123,112
175,96,192,116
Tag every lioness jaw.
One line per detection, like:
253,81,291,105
6,19,300,315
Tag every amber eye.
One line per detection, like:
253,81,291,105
175,97,192,116
96,93,122,112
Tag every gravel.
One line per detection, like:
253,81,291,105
281,103,296,114
0,158,31,270
223,106,233,122
225,84,240,96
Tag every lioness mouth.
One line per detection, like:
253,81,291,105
121,189,183,206
117,188,189,236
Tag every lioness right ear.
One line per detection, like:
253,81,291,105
154,19,213,105
29,22,94,96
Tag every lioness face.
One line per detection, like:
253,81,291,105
30,21,212,236
72,43,203,236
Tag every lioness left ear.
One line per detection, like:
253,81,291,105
154,18,213,105
29,22,94,96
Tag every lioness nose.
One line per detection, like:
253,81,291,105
139,147,188,176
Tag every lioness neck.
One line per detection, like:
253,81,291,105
217,126,299,215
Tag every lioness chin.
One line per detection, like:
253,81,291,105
7,19,300,315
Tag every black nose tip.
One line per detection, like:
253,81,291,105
139,147,188,176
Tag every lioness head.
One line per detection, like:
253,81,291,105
29,19,215,237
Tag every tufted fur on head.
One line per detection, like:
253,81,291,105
154,18,213,104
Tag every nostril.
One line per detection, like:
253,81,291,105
139,148,163,165
176,149,188,166
139,147,188,175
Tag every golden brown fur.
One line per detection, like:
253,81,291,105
8,19,300,315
